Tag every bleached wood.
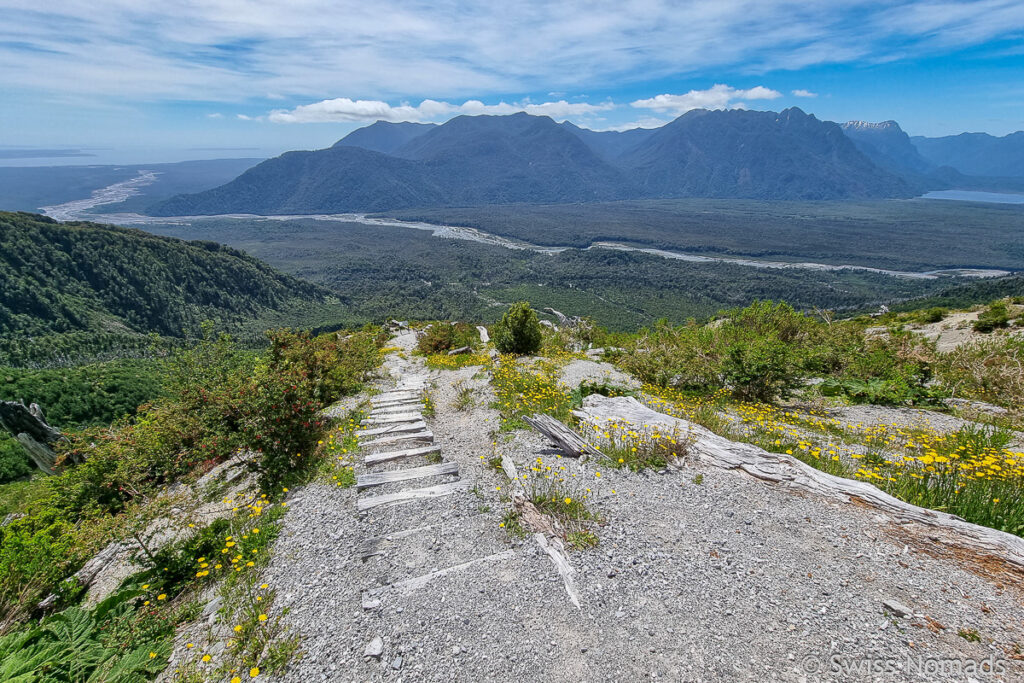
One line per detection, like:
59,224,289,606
357,461,458,489
356,421,427,438
362,549,515,596
363,444,441,466
535,533,581,609
574,395,1024,570
370,404,423,416
361,412,422,426
477,326,490,343
370,398,422,409
38,542,123,610
356,479,471,511
360,430,434,450
523,414,601,459
359,524,435,560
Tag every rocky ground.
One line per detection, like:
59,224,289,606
257,334,1023,682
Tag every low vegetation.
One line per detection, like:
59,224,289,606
0,323,383,680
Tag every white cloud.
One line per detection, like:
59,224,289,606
792,89,818,97
631,84,781,114
236,113,257,121
3,1,1023,106
268,97,614,124
206,112,223,118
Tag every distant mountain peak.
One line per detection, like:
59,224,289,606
843,120,902,132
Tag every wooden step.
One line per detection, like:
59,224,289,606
364,444,440,466
361,412,422,426
356,421,427,438
360,524,435,561
360,431,433,450
371,398,422,410
356,461,458,489
371,392,420,403
370,403,423,415
356,480,471,511
361,549,515,595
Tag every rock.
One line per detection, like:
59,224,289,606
882,599,912,618
392,655,404,670
364,636,384,659
362,595,381,610
452,646,461,656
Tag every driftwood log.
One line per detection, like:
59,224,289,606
574,395,1024,571
0,400,66,474
522,414,601,459
477,326,490,344
447,345,472,356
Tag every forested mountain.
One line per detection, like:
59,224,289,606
147,109,911,215
333,121,437,154
840,120,933,175
911,131,1024,177
617,108,912,200
0,212,349,361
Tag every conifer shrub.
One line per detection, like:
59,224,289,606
493,303,543,355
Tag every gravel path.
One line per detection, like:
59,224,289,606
262,338,1024,682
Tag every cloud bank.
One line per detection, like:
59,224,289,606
269,98,614,123
631,84,782,114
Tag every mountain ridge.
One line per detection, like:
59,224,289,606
148,108,913,216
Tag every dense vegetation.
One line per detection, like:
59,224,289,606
0,326,382,640
0,212,355,366
146,216,946,332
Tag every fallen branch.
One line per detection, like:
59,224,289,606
0,400,67,474
522,414,601,459
37,542,124,611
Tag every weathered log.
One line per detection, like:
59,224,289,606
447,345,472,356
0,400,67,474
38,541,123,611
574,395,1024,571
522,414,601,459
477,326,490,344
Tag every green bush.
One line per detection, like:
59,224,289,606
493,303,543,355
917,307,947,324
416,323,478,355
0,436,31,485
973,302,1010,333
936,335,1024,407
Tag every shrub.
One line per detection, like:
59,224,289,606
493,303,543,355
917,307,947,324
936,335,1024,407
416,323,478,355
973,302,1010,332
0,436,31,485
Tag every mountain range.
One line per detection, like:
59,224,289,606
148,109,1023,216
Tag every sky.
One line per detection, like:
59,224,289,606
2,0,1024,164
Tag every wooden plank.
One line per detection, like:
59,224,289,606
356,480,470,511
360,430,433,450
357,461,458,489
362,549,515,596
370,398,422,409
575,395,1024,571
364,444,440,466
361,412,422,426
356,421,427,438
372,392,420,403
370,403,423,415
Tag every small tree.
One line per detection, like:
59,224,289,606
493,303,543,355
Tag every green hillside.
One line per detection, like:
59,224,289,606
0,212,353,365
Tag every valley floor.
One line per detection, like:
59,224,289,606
253,333,1023,682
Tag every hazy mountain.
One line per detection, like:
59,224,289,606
150,113,633,215
333,121,437,154
560,121,657,160
149,109,915,215
618,108,913,200
911,131,1024,177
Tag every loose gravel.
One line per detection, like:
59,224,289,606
260,339,1023,682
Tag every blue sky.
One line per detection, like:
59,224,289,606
2,0,1023,164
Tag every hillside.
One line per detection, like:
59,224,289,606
148,109,910,215
0,211,351,363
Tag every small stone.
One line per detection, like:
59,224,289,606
364,636,384,659
607,569,616,578
392,655,404,670
362,596,381,610
452,646,461,656
882,599,912,618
